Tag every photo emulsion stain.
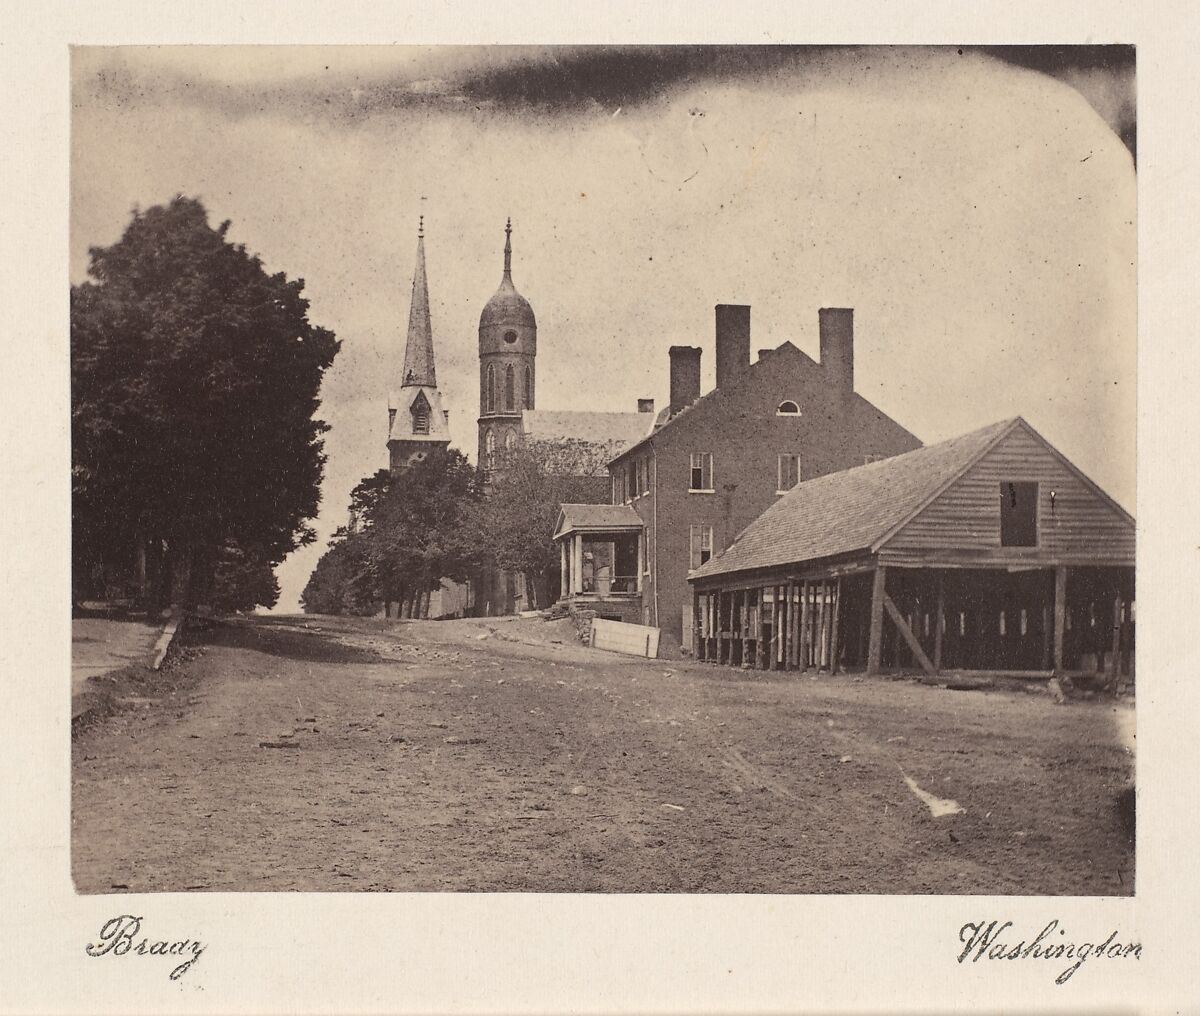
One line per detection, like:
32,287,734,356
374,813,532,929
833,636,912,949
69,45,1135,896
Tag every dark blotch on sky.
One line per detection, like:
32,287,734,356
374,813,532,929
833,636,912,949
456,45,1136,161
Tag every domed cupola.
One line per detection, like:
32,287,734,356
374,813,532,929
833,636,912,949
479,218,537,343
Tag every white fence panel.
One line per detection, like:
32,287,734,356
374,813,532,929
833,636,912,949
591,617,661,658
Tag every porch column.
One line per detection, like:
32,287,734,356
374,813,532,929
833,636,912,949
560,540,568,599
933,570,945,674
1053,566,1067,674
572,534,583,595
692,589,701,657
867,566,887,675
637,528,645,593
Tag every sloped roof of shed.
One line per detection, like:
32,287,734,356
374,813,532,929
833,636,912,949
690,418,1020,580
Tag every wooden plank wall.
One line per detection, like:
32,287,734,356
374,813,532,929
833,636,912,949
883,424,1134,565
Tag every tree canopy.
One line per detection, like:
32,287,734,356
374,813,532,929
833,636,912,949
72,196,340,609
303,449,487,617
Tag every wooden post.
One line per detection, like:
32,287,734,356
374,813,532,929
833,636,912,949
778,584,786,668
830,577,843,674
783,582,793,669
692,590,701,658
933,570,945,674
867,567,887,675
1109,592,1123,685
1053,566,1067,675
762,587,773,671
790,583,798,670
801,582,811,669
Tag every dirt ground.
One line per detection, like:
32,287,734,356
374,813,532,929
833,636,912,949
72,613,1135,894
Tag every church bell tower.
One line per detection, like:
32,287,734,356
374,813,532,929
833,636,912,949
388,217,451,473
477,218,536,473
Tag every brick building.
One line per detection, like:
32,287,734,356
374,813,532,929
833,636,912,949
607,304,921,644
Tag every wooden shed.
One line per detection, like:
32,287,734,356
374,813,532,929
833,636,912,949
687,418,1134,683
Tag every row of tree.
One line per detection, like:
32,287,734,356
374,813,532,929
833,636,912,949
72,197,340,612
301,445,593,617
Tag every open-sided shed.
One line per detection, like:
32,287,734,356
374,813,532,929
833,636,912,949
688,418,1134,683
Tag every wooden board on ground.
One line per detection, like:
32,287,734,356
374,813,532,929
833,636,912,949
590,618,661,659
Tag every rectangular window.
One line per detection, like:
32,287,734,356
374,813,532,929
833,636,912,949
777,453,801,492
689,524,714,569
1000,481,1038,547
690,452,713,491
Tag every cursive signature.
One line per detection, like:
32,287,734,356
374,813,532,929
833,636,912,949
957,919,1140,985
86,915,205,981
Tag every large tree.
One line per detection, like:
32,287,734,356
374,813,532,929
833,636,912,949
72,196,339,609
483,445,604,609
303,450,487,618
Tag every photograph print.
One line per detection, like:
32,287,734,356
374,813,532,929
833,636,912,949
70,44,1136,895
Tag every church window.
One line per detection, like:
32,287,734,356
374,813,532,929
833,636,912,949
412,403,430,435
504,429,517,450
486,365,496,414
777,400,800,415
484,428,496,467
524,367,533,409
505,365,515,411
504,330,518,344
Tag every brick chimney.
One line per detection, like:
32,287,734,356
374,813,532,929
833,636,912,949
715,304,751,390
637,398,655,414
819,307,854,396
668,346,702,417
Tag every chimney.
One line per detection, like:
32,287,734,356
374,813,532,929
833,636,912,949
819,307,854,395
668,346,702,417
637,398,655,414
715,304,751,390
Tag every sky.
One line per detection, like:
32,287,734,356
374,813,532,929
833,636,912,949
70,45,1136,612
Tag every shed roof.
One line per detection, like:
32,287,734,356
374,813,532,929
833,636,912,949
690,418,1022,580
553,503,643,540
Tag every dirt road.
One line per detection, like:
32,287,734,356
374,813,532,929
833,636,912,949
72,613,1134,894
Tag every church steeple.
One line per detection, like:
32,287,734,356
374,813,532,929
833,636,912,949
388,215,451,474
401,216,436,388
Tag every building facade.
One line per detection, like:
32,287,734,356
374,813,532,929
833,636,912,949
477,218,537,475
608,305,922,644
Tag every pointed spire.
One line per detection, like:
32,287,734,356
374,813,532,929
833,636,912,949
401,219,437,388
502,217,513,282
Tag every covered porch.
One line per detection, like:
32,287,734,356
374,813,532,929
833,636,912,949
553,504,645,619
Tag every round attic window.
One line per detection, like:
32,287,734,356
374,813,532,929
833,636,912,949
503,330,518,344
777,400,800,415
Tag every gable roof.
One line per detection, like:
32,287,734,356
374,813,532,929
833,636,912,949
609,341,919,464
523,410,657,477
690,418,1022,580
524,410,655,444
553,503,643,540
